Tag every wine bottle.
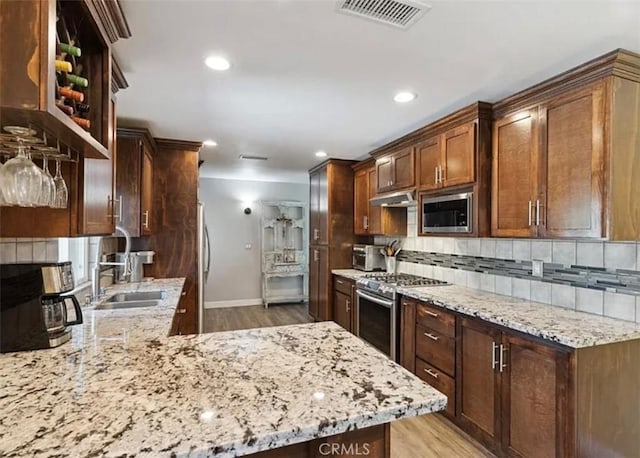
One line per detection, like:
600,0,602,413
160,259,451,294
56,103,74,116
71,116,90,130
55,60,72,73
58,87,84,103
66,74,88,88
76,103,90,113
57,43,81,57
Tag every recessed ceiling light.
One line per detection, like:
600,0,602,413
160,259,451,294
315,151,327,158
205,56,231,71
203,139,217,147
394,91,417,103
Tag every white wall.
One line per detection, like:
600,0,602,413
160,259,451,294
200,177,309,307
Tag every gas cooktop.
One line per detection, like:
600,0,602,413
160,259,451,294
356,273,449,300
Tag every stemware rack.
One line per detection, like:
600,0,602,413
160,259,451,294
0,129,78,163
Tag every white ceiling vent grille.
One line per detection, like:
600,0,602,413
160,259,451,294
239,154,268,161
337,0,430,30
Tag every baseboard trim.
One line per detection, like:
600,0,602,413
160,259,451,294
204,298,263,309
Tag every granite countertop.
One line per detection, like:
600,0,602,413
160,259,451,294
331,268,640,348
0,321,446,457
331,269,369,281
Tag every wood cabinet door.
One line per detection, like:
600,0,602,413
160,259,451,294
442,122,475,188
317,167,329,244
376,156,394,193
309,246,319,320
317,246,330,320
458,318,502,448
141,146,153,235
309,170,321,243
333,289,352,331
367,167,382,234
501,333,568,458
538,84,605,238
115,137,141,236
492,110,539,237
416,136,442,191
400,298,416,373
392,146,415,189
354,168,369,235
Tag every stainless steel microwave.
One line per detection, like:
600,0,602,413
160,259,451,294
422,192,472,233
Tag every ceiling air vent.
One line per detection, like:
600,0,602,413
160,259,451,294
239,154,268,161
336,0,430,30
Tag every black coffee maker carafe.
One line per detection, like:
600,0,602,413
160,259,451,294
0,262,83,353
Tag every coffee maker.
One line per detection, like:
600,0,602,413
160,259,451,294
0,262,83,353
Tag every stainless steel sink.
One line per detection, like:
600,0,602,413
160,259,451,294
94,290,165,310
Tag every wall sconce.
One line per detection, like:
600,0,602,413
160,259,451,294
241,199,254,215
244,207,252,215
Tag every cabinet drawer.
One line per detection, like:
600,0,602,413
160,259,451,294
416,302,455,338
416,324,455,377
416,358,455,418
334,276,354,296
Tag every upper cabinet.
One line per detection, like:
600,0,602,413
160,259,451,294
115,127,157,237
492,49,640,240
375,146,415,193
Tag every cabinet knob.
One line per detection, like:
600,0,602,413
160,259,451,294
181,292,186,296
176,308,187,314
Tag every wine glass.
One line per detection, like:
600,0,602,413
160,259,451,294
0,156,7,206
1,143,42,206
53,158,68,209
37,156,56,207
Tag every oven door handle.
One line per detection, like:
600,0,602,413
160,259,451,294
356,290,394,309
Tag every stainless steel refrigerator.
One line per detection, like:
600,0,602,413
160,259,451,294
197,202,210,334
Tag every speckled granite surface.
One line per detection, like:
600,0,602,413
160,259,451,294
331,269,368,281
399,285,640,348
0,321,446,457
332,268,640,348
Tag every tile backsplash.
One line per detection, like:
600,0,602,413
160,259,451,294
0,238,59,263
376,207,640,324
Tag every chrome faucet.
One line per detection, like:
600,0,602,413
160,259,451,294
91,225,132,300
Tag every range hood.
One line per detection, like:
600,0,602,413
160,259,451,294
370,191,417,207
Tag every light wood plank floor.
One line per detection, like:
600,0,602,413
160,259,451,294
204,304,494,457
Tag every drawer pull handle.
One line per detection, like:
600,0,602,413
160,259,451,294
337,280,344,285
424,310,439,318
423,332,439,341
424,368,439,379
176,309,187,314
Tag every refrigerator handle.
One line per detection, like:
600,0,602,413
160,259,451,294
204,224,211,282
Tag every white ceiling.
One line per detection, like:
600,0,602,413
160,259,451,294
113,0,640,183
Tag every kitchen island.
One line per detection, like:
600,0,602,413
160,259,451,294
0,278,446,457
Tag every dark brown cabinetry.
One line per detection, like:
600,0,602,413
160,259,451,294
375,146,415,193
401,296,640,457
353,161,405,236
308,160,355,321
492,50,640,240
332,275,355,332
115,128,156,236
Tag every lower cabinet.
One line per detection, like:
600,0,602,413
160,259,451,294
332,275,355,332
401,296,640,457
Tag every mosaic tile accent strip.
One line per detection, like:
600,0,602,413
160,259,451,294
397,250,640,296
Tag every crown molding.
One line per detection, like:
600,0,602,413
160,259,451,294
154,138,203,152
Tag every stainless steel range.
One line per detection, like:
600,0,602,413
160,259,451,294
355,273,449,361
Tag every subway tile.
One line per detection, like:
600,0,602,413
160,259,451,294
467,239,481,257
407,209,417,225
604,242,636,271
0,243,17,263
480,273,496,293
407,223,418,238
530,281,551,304
604,292,636,322
576,241,604,268
404,237,416,251
431,237,444,253
432,266,445,281
0,238,16,242
32,242,47,262
575,288,604,316
443,268,456,284
531,240,552,263
422,264,433,278
512,240,531,261
495,239,513,260
45,240,58,262
637,297,640,324
551,284,576,309
480,239,496,258
552,241,576,266
442,238,455,254
454,239,467,256
467,271,481,290
454,269,467,287
495,276,513,296
512,278,531,300
16,243,33,262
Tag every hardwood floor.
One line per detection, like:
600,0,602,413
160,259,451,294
204,304,494,458
204,303,313,332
